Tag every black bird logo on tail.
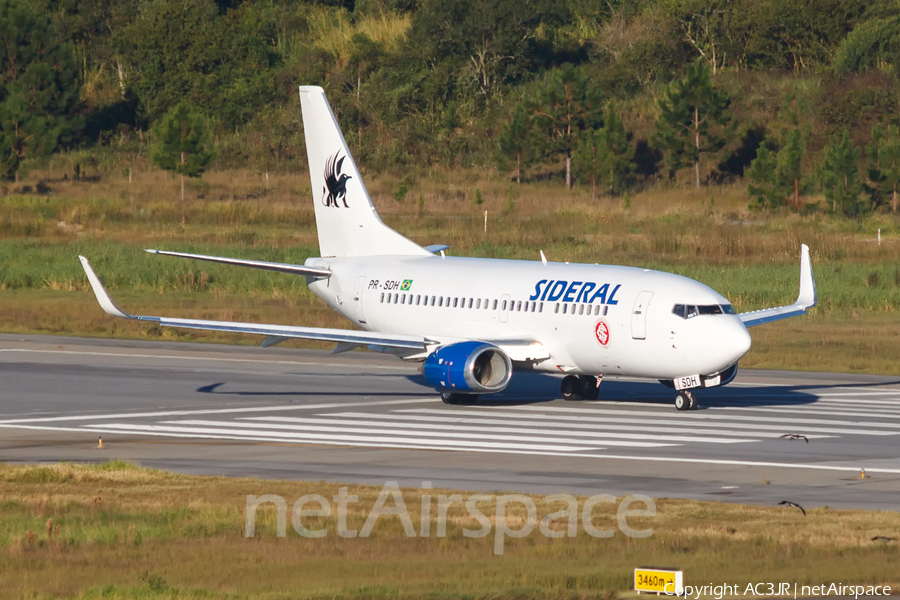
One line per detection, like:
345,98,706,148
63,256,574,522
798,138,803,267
322,152,352,207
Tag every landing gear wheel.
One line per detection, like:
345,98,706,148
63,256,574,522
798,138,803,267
561,375,582,401
579,376,600,401
675,391,697,411
441,392,478,405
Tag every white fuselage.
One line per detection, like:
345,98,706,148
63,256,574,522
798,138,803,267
306,255,752,381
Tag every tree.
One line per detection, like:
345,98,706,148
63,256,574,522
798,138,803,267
821,131,864,215
746,143,781,211
151,102,215,203
0,0,80,180
526,65,604,189
115,0,277,127
774,129,805,210
834,16,900,75
497,104,534,184
406,0,568,101
654,62,734,188
574,104,634,200
867,125,900,212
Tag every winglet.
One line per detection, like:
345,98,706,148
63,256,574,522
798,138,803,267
796,244,817,309
738,244,817,328
78,256,135,319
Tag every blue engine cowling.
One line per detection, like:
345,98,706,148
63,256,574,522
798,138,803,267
423,341,513,394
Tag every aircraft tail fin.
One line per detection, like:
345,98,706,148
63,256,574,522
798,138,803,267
298,86,429,258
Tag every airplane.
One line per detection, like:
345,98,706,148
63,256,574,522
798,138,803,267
78,85,817,411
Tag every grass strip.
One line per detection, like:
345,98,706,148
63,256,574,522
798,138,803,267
0,461,898,599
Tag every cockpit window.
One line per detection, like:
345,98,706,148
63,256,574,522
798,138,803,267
673,304,735,319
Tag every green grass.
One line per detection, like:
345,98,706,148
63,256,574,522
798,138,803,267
1,462,899,599
3,169,900,371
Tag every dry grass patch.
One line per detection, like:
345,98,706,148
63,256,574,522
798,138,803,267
0,462,899,599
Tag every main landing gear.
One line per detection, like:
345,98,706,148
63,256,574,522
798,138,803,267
440,392,479,405
674,390,698,411
561,375,600,401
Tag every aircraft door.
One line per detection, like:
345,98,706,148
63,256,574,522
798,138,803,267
353,276,367,324
631,290,653,340
499,294,510,323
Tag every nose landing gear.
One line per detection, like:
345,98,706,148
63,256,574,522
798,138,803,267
674,390,697,411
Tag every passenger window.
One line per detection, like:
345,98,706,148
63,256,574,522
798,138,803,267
476,298,481,309
393,293,398,303
555,303,560,314
539,302,543,313
593,305,599,316
439,297,443,307
416,295,421,305
453,298,458,308
401,294,406,304
603,306,608,316
484,298,489,309
431,296,436,306
517,301,522,311
468,298,473,309
562,304,567,314
578,304,584,315
380,292,384,303
501,300,507,310
493,299,498,310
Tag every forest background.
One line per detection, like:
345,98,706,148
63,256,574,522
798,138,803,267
2,0,900,374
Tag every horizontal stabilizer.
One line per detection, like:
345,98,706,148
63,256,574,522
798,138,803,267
739,244,817,328
79,256,428,350
145,249,331,278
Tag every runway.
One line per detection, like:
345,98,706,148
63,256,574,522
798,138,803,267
2,333,899,510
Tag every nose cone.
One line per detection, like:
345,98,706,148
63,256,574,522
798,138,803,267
722,318,752,364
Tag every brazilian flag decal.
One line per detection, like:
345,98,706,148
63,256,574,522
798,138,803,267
400,279,413,291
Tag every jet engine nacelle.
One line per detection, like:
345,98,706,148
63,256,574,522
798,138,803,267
423,341,513,394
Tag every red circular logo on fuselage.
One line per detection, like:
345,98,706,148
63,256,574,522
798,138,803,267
595,320,610,346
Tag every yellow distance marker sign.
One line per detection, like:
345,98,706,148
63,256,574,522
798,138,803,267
634,568,682,595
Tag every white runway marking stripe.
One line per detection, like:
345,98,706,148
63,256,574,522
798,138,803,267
718,405,900,420
161,419,676,448
88,422,613,452
480,405,900,429
398,408,900,436
0,398,437,425
236,416,755,444
281,413,818,441
2,420,900,475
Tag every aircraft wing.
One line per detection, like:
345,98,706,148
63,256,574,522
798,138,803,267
144,249,331,278
738,244,817,328
79,256,427,350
